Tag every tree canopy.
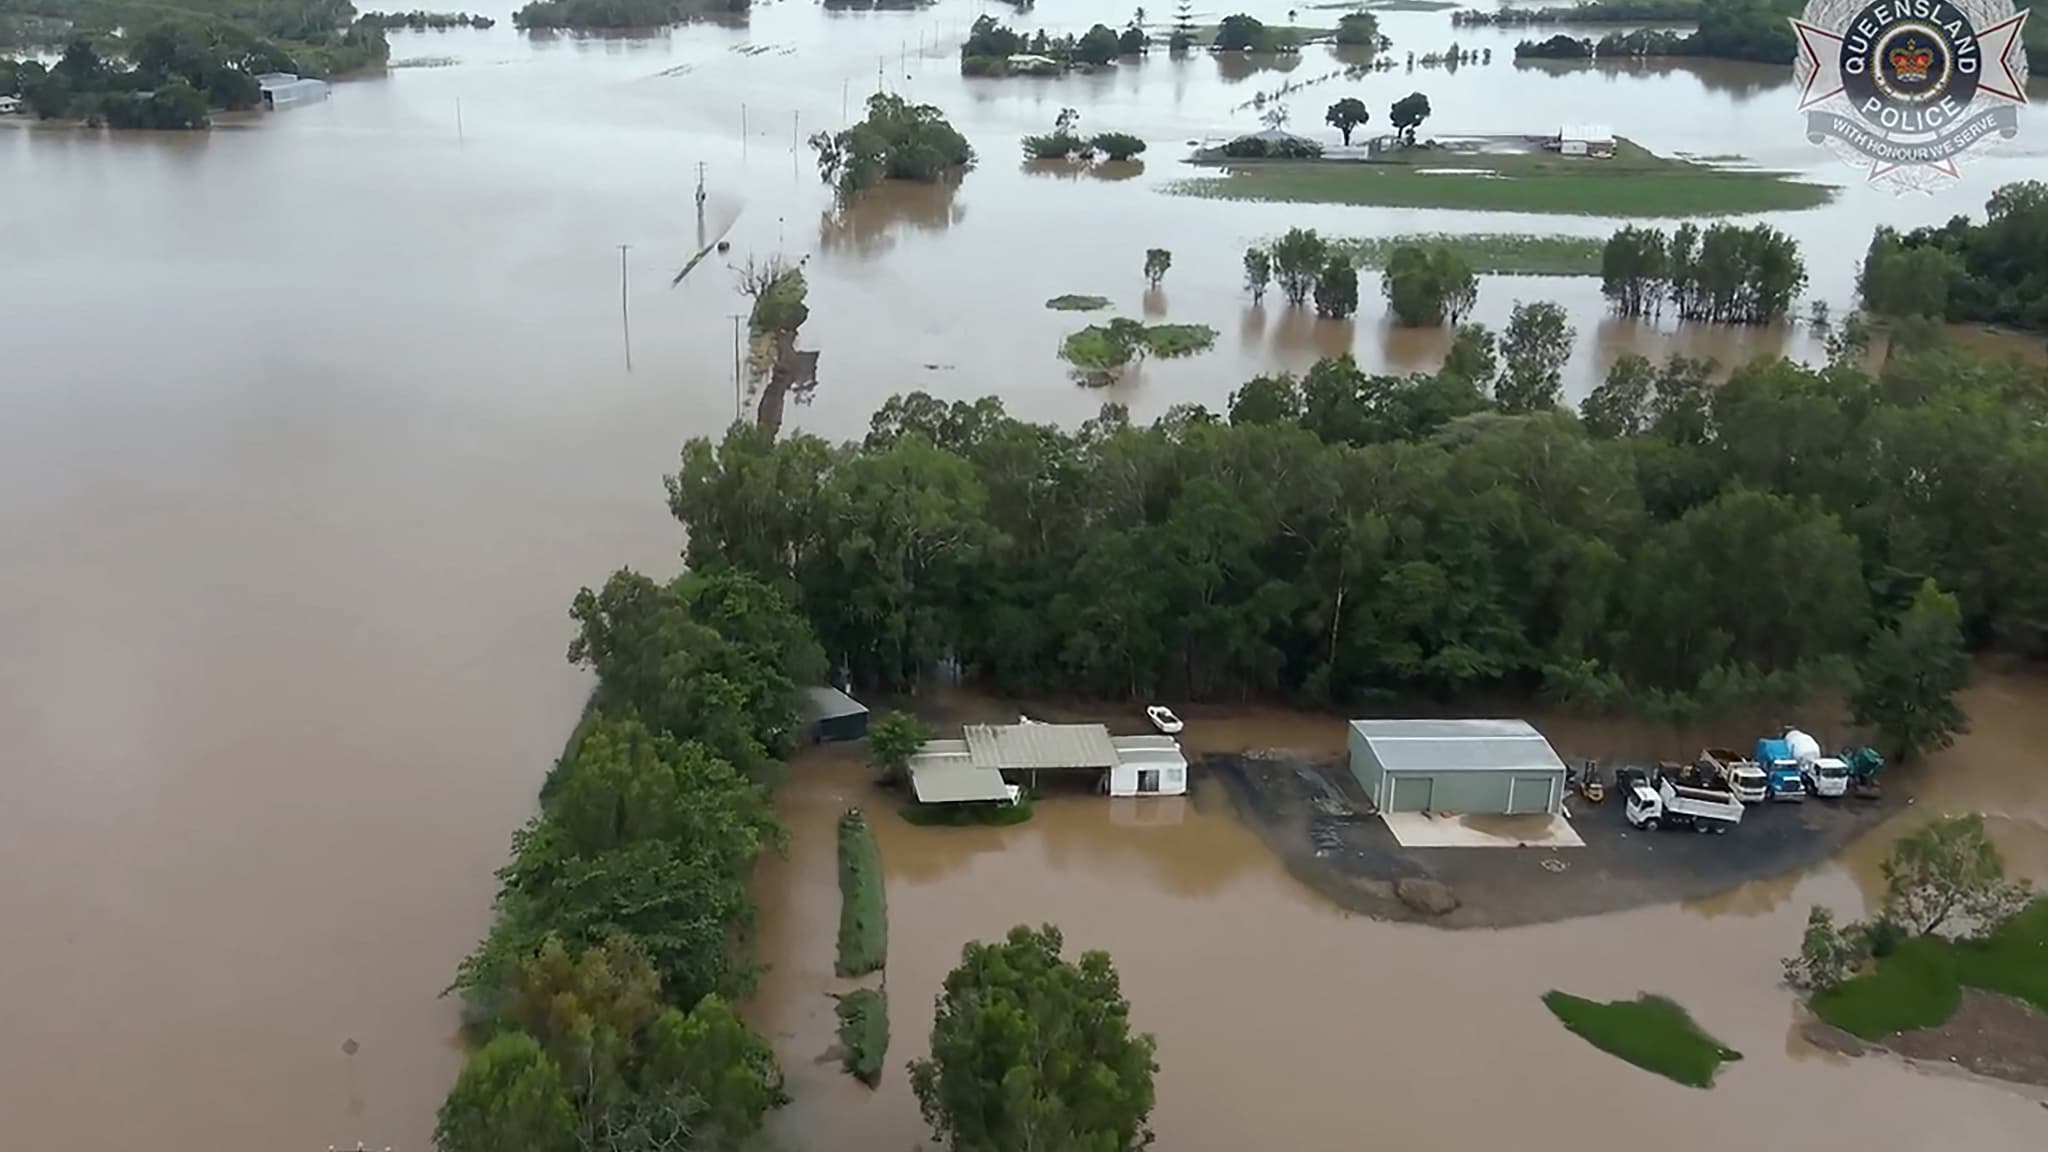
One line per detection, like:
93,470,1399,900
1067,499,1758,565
1860,181,2048,332
443,566,819,1150
665,331,2048,720
908,924,1158,1152
810,91,974,199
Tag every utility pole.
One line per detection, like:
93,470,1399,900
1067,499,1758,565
842,76,849,121
328,1145,393,1152
695,161,707,211
740,103,748,159
728,313,746,422
455,97,463,143
617,244,633,373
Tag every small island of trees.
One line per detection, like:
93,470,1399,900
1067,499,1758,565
358,10,495,30
809,91,973,199
512,0,746,33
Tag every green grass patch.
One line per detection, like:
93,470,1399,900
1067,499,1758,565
1144,323,1220,358
900,796,1036,827
835,809,886,978
1810,937,1961,1039
1167,138,1834,217
1046,294,1112,312
835,987,890,1086
1542,992,1744,1088
1331,233,1605,276
1812,898,2048,1040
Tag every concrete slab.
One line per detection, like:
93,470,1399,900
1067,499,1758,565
1380,811,1585,849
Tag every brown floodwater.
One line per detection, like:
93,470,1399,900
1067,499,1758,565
4,1,2047,1148
755,675,2048,1152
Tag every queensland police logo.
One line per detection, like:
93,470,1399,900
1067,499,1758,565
1792,0,2029,189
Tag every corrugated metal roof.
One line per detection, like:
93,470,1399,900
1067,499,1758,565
911,763,1014,803
801,685,867,722
1350,719,1565,775
963,723,1118,770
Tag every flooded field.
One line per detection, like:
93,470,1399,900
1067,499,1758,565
754,675,2048,1152
4,1,2048,1148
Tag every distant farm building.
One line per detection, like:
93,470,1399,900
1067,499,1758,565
906,721,1187,803
1555,124,1614,157
256,73,331,110
1347,719,1567,816
800,686,868,744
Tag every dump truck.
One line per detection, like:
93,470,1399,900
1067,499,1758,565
1754,736,1805,801
1700,746,1767,804
1803,755,1850,798
1625,776,1743,833
1842,746,1884,797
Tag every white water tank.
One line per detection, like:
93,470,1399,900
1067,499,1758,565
1785,728,1821,766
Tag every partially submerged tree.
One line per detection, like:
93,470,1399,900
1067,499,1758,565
1850,579,1971,764
909,924,1158,1152
1243,247,1272,304
1881,814,2032,938
1495,300,1575,413
1269,227,1330,307
1313,256,1359,318
868,710,931,787
811,92,974,199
1381,243,1477,327
1143,247,1173,288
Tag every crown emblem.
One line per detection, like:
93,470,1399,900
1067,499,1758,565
1889,40,1934,82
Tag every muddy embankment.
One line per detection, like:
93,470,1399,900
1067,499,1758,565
746,261,821,435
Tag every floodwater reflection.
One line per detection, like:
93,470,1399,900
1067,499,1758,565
815,176,963,259
1215,51,1305,82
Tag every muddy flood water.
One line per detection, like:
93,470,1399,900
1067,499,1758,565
4,0,2048,1148
756,677,2048,1152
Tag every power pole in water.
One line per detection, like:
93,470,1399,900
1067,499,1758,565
695,161,707,211
617,244,633,373
455,97,463,143
329,1144,393,1151
728,313,746,422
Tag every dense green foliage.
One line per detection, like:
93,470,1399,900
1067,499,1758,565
442,566,822,1150
1047,294,1113,312
1334,11,1378,46
1143,247,1172,289
1324,95,1369,145
512,0,744,31
1859,182,2048,332
810,91,973,199
836,808,887,977
1880,815,2033,938
1601,221,1805,324
0,0,388,103
665,330,2048,720
358,9,492,29
960,13,1139,73
835,987,890,1086
1381,242,1478,326
909,925,1158,1152
1059,319,1217,381
866,709,929,785
1850,579,1970,764
1314,257,1359,319
1337,233,1604,277
1541,992,1743,1088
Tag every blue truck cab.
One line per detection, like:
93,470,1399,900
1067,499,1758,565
1754,737,1805,801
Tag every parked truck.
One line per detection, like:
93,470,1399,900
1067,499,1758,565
1843,745,1884,797
1803,755,1850,798
1700,746,1767,803
1754,736,1805,801
1625,776,1744,833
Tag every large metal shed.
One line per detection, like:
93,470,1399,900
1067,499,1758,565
1347,719,1566,816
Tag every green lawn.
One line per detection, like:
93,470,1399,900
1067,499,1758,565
1543,992,1744,1088
1046,294,1112,312
1168,139,1835,217
1812,898,2048,1040
835,987,890,1086
835,809,886,978
1332,233,1605,276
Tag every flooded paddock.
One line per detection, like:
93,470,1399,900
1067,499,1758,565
4,0,2048,1148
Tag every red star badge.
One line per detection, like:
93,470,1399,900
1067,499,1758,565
1789,18,1846,111
1973,10,2030,104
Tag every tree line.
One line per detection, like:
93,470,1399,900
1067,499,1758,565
1601,222,1806,324
438,567,826,1152
1,0,390,104
665,321,2037,740
1858,181,2048,333
357,9,494,29
959,13,1149,76
512,0,746,32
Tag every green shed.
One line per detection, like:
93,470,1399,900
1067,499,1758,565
1347,719,1566,816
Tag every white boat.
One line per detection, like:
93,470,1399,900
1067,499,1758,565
1145,705,1183,735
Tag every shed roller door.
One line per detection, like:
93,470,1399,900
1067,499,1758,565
1388,775,1434,812
1507,775,1554,815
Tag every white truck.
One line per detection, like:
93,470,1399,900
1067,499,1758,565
1625,778,1743,834
1700,746,1768,804
1803,756,1850,798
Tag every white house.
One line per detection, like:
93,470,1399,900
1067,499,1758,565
1556,124,1615,157
906,722,1189,802
256,73,331,111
